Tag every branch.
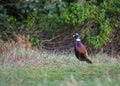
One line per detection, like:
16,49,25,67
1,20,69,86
40,34,61,44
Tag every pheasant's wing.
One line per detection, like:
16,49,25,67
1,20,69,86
75,45,92,63
83,47,92,63
77,45,89,60
75,45,86,60
84,48,89,59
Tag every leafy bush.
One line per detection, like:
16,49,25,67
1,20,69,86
61,3,84,26
0,0,119,51
83,3,112,48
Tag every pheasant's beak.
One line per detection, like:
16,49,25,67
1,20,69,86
73,35,75,37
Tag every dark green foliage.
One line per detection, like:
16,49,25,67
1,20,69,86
61,3,84,26
0,0,119,51
83,3,112,48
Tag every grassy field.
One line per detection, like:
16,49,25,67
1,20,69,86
0,47,120,86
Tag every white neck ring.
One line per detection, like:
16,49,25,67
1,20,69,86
76,39,80,41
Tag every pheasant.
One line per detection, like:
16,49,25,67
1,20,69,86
73,33,92,64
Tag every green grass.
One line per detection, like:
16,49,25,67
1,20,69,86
0,47,120,86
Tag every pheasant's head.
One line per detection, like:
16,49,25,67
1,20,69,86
73,33,81,41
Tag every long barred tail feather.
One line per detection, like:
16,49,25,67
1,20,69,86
86,59,92,64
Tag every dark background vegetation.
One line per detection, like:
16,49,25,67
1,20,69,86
0,0,120,54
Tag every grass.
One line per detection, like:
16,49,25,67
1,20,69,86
0,46,120,86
